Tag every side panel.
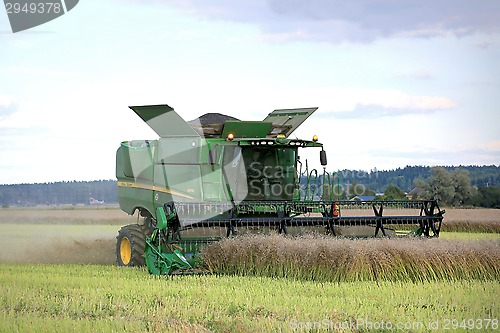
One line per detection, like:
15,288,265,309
153,164,202,202
116,184,155,216
200,164,224,201
157,137,200,164
119,140,155,181
116,141,156,216
152,137,204,218
199,139,227,202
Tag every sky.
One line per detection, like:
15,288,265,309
1,0,499,184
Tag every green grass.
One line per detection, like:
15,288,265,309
1,264,499,332
440,232,500,240
440,221,500,233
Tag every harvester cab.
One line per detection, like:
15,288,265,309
115,104,444,275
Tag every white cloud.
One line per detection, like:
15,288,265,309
0,95,14,106
475,41,494,49
261,87,457,117
355,90,456,111
138,0,500,43
0,95,16,117
484,140,500,152
398,70,434,80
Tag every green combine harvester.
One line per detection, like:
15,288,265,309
116,104,444,275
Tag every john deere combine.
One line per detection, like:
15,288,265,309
116,104,444,274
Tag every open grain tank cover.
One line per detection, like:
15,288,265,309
129,104,200,138
264,107,318,138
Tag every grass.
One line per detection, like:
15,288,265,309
440,232,500,240
441,220,500,233
202,234,500,283
1,264,499,333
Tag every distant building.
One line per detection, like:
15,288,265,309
406,187,424,200
350,195,375,201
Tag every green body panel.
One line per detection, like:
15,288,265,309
116,186,155,216
221,121,272,138
116,143,156,216
157,137,200,164
120,141,155,181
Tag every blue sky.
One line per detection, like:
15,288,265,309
1,0,499,184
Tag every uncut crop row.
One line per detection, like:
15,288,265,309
203,235,500,282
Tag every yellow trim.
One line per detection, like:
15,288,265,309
117,181,194,199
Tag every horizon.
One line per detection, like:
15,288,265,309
1,164,497,186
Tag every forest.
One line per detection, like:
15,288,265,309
334,165,499,193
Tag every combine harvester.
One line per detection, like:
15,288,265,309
115,104,444,275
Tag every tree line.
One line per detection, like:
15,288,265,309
333,165,499,193
0,180,117,207
0,165,498,207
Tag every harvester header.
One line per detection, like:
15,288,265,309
115,103,444,275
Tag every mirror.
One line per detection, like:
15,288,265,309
320,150,327,166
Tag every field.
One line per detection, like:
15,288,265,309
0,206,499,332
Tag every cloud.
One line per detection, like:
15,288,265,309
399,70,434,80
141,0,500,43
325,92,456,119
222,85,458,118
469,140,500,154
475,41,494,49
333,105,437,119
0,95,16,117
487,141,500,151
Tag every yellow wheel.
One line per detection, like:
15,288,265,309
119,237,132,265
116,224,152,267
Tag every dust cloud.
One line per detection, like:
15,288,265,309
26,238,115,264
0,225,119,265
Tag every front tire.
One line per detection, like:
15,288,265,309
116,224,152,267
